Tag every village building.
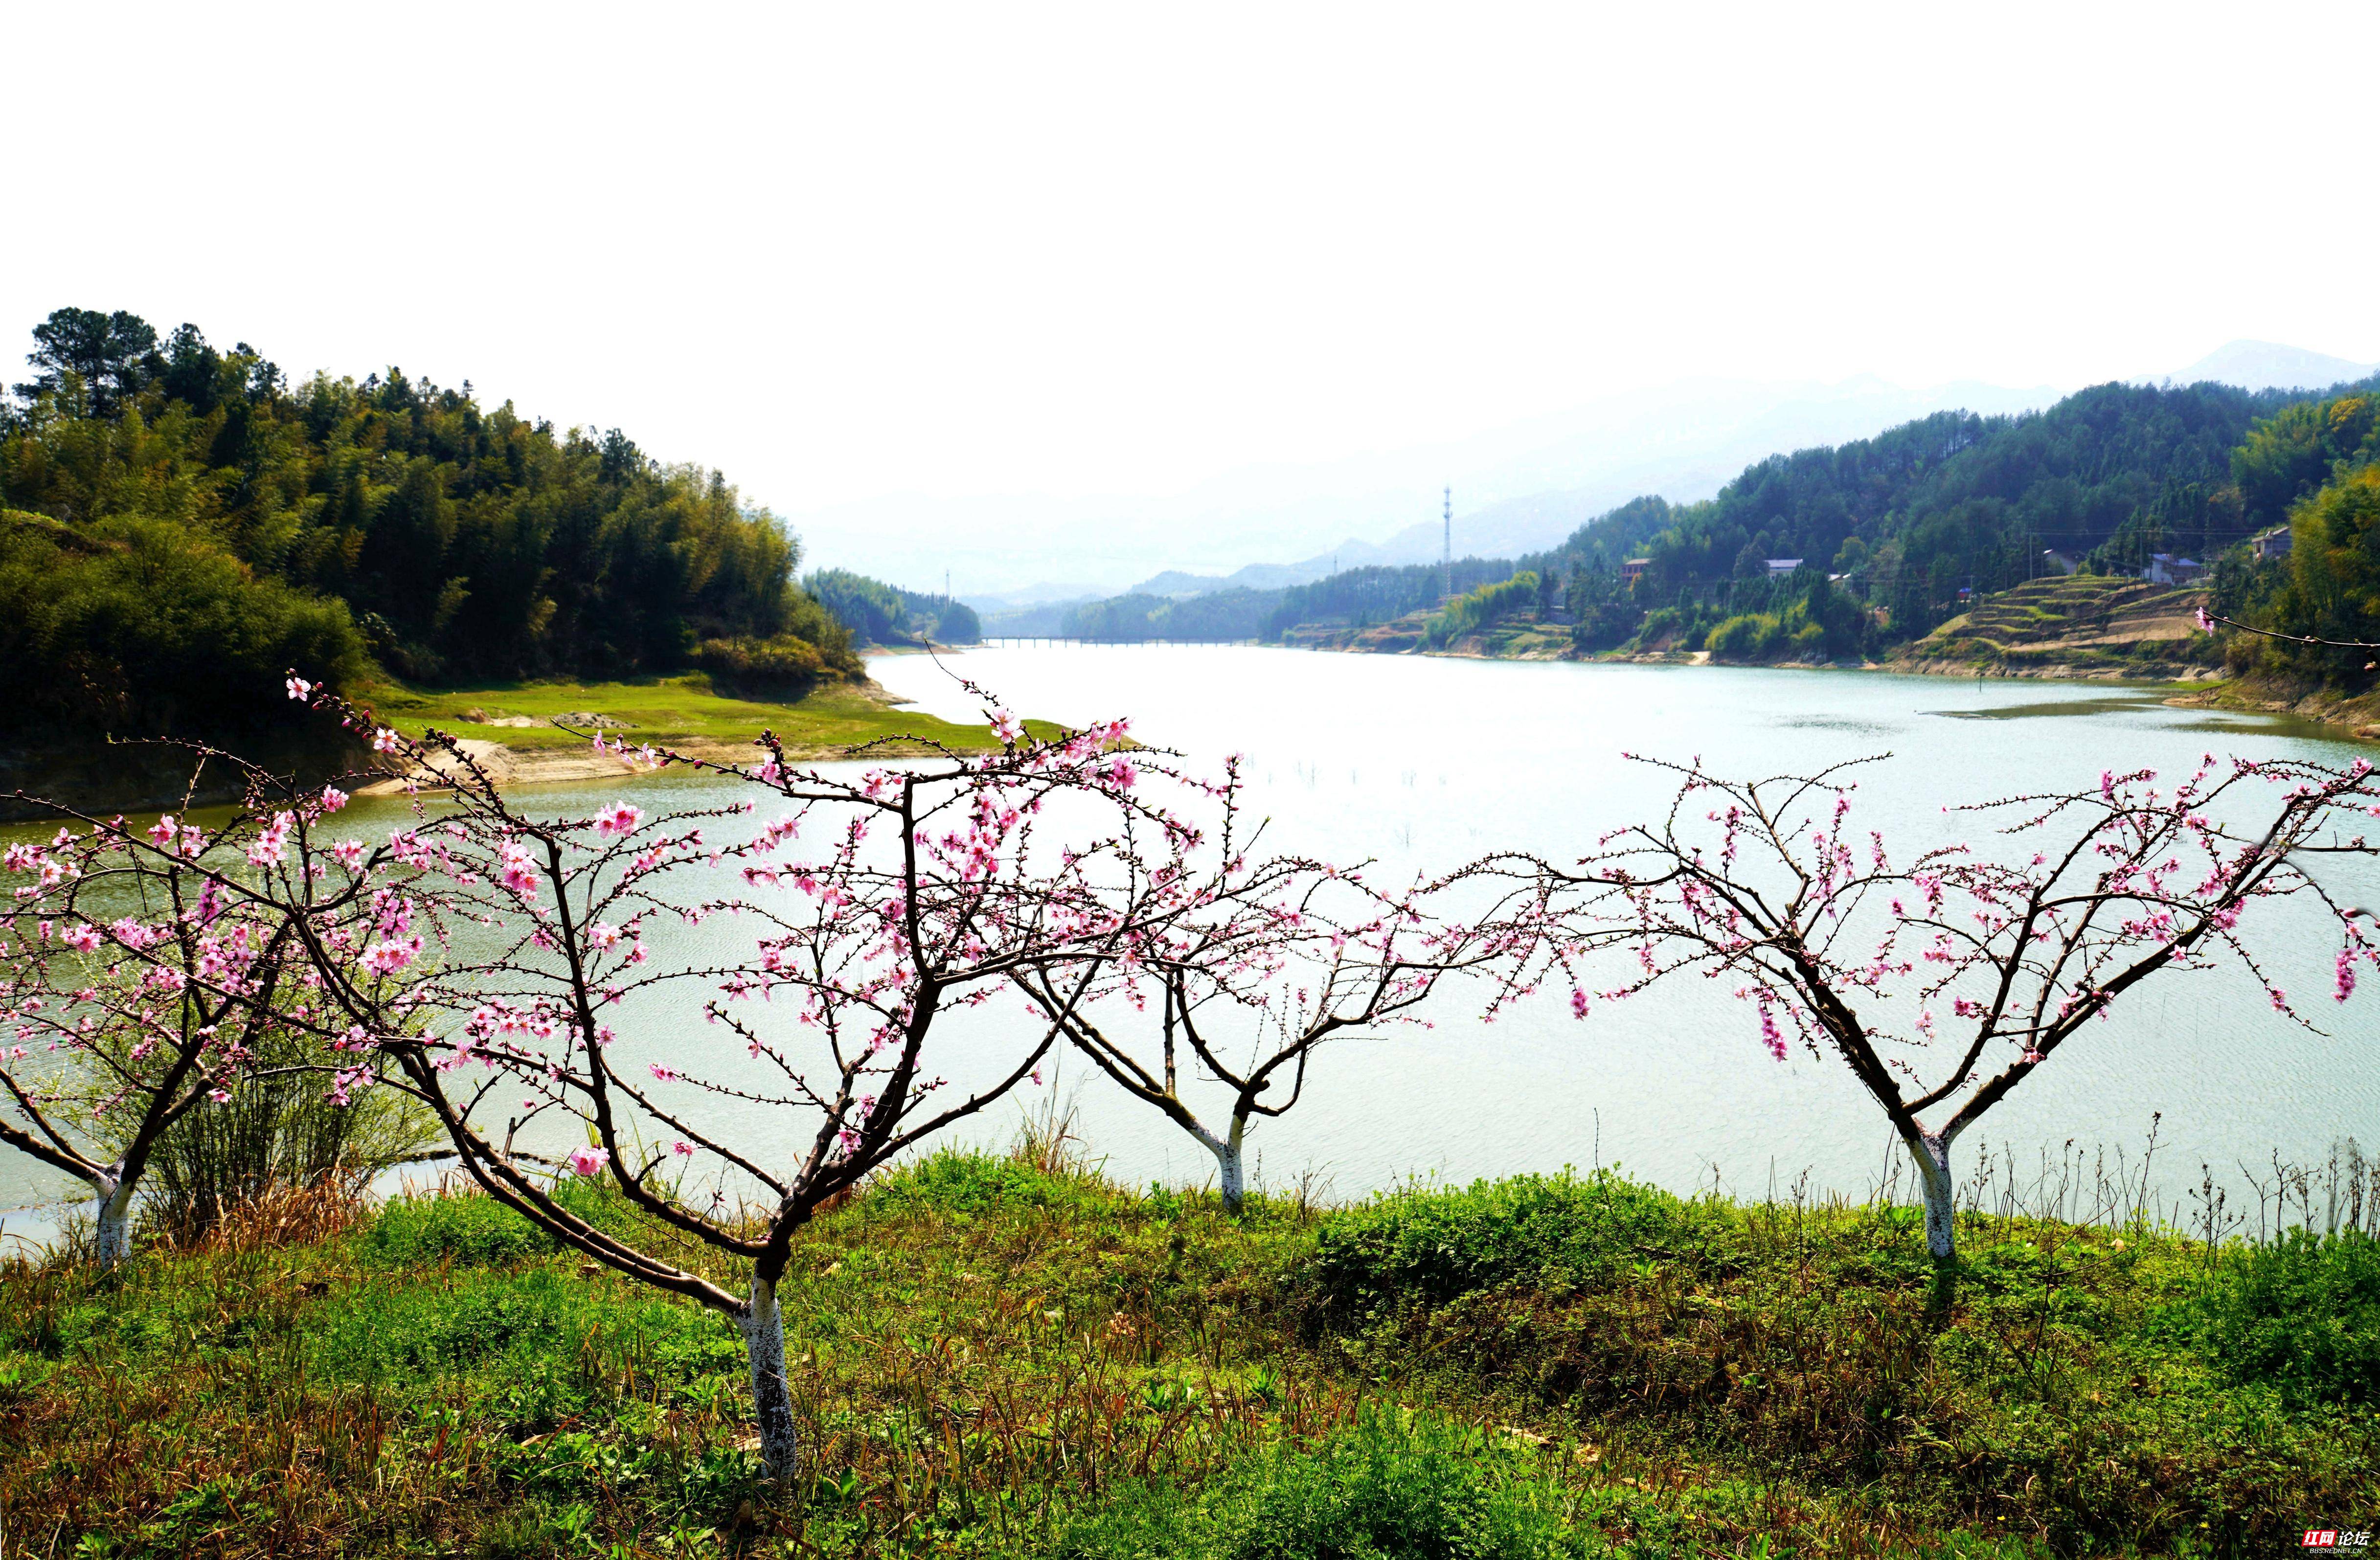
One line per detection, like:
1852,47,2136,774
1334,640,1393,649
2141,553,2206,587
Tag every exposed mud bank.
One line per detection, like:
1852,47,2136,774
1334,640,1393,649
2163,675,2380,742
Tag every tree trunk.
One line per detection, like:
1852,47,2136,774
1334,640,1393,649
93,1172,135,1270
1214,1115,1247,1214
741,1271,799,1492
1908,1131,1956,1264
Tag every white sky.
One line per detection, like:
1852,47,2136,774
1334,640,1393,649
6,2,2377,556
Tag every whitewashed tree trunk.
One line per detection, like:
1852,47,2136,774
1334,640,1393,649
1908,1131,1956,1264
93,1171,135,1270
741,1271,798,1490
1213,1115,1248,1214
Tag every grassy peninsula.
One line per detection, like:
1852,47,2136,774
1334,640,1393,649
369,673,1046,767
6,1135,2373,1559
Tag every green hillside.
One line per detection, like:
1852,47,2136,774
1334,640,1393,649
0,307,859,747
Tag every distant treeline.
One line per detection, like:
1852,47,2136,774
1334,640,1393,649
1495,380,2380,669
1041,375,2380,681
1,307,861,741
1037,560,1522,645
1261,559,1519,640
806,569,981,648
1516,381,2333,658
1060,589,1275,642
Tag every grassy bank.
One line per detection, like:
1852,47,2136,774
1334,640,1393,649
369,673,1043,757
1,671,1045,822
3,1152,2373,1558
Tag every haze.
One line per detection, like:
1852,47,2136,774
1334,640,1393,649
6,2,2377,592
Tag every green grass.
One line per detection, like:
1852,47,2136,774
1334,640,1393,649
2176,1227,2380,1408
362,672,1056,755
2,1152,2372,1557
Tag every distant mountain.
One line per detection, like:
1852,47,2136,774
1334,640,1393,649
2173,340,2379,393
795,374,2060,598
1072,376,2063,602
958,582,1103,612
1127,560,1339,597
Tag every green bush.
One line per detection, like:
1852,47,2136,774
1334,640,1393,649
1053,1413,1608,1560
865,1149,1102,1220
137,1038,440,1240
1703,612,1780,661
2181,1228,2380,1407
692,632,847,696
365,1191,554,1268
1304,1170,1727,1317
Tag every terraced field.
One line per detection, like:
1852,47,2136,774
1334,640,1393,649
1906,575,2216,672
1280,609,1433,653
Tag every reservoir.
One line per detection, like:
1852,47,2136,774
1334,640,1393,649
5,647,2375,1229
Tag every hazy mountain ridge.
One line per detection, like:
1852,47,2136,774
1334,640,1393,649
836,343,2374,609
2170,340,2379,393
799,375,2064,600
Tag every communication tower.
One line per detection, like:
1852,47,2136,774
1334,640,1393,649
1442,486,1452,601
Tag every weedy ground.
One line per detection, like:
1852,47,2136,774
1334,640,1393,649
0,1148,2373,1559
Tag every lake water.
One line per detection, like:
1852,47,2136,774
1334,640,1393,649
6,648,2377,1238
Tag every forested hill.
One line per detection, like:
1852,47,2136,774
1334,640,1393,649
805,568,982,647
1523,381,2323,612
1516,375,2380,669
0,307,857,743
1021,374,2380,679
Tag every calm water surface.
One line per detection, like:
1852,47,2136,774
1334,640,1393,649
5,649,2375,1230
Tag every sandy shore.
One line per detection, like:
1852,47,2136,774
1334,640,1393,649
349,735,904,797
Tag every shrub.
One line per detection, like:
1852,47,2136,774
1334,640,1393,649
864,1149,1104,1221
366,1190,555,1268
692,633,839,696
2181,1228,2380,1406
131,1028,440,1243
1703,612,1780,661
1052,1412,1606,1560
1303,1170,1726,1318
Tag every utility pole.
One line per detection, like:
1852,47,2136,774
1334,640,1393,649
1442,486,1451,602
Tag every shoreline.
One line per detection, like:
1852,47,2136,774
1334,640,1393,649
1388,638,2377,740
1,675,1008,821
347,729,967,798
